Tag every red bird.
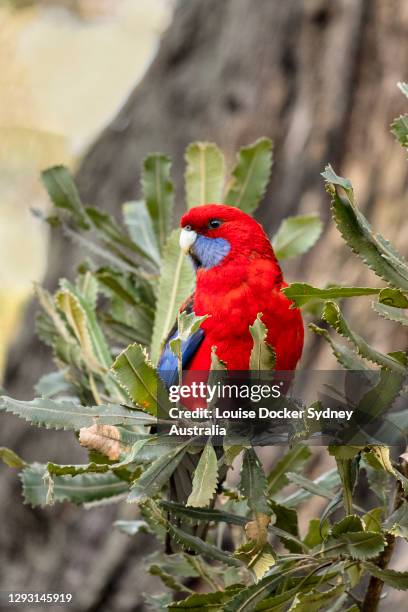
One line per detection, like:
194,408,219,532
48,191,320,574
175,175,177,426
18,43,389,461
158,204,303,380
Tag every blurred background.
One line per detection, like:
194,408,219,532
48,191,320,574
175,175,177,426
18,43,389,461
1,1,407,610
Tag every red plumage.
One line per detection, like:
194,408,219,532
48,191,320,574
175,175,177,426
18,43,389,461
180,204,304,371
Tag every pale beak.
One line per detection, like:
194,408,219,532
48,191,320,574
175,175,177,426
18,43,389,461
179,228,197,253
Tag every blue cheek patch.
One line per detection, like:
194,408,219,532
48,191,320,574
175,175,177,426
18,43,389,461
191,236,231,269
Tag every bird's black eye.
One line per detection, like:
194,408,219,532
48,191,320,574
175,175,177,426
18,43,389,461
208,219,222,229
184,224,192,231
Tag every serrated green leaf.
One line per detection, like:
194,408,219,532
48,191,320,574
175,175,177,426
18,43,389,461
161,500,305,550
140,499,168,543
356,368,405,423
249,314,276,370
149,564,191,593
240,448,270,515
322,301,406,372
187,441,218,507
309,323,369,370
303,518,328,548
326,531,386,560
372,301,408,326
391,115,408,147
322,164,408,290
146,550,201,579
378,287,408,308
168,522,241,567
150,229,195,364
255,571,339,611
55,287,103,373
85,206,152,264
20,464,128,507
383,500,408,538
168,588,242,611
329,446,362,460
76,270,98,308
112,343,166,415
331,515,363,536
0,446,27,468
363,562,408,590
289,583,345,612
59,278,113,370
161,500,248,526
272,215,322,260
223,561,299,612
41,165,89,229
0,396,153,431
223,444,243,466
185,142,225,208
363,446,408,492
283,283,379,308
141,153,174,250
286,472,335,500
269,500,300,553
46,462,110,476
225,137,273,214
363,507,383,533
235,542,276,580
279,468,341,507
335,455,359,515
267,445,311,496
320,491,343,527
122,200,161,266
128,443,189,502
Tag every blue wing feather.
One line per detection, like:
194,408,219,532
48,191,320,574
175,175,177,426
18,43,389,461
157,295,204,389
157,328,204,388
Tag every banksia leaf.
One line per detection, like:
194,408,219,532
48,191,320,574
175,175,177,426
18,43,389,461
324,531,386,561
309,323,369,370
322,164,408,290
55,288,102,373
185,142,225,208
20,464,128,507
112,343,166,415
225,137,273,214
128,443,189,502
322,301,406,373
0,396,153,431
150,230,195,364
249,313,276,370
267,444,311,496
187,441,218,508
363,563,408,590
141,153,174,251
240,448,270,515
283,283,380,308
122,200,161,266
391,114,408,148
41,165,89,230
372,301,408,326
0,447,27,468
272,214,322,260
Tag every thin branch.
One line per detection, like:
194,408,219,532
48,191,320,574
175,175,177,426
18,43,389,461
362,458,408,612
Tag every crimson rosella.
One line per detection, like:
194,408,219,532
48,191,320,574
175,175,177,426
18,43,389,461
158,204,304,384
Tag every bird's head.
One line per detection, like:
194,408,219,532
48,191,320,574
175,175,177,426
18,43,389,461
179,204,274,270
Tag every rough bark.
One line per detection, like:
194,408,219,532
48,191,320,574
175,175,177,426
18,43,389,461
2,1,408,609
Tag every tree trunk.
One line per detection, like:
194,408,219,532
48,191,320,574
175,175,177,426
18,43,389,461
2,1,408,609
